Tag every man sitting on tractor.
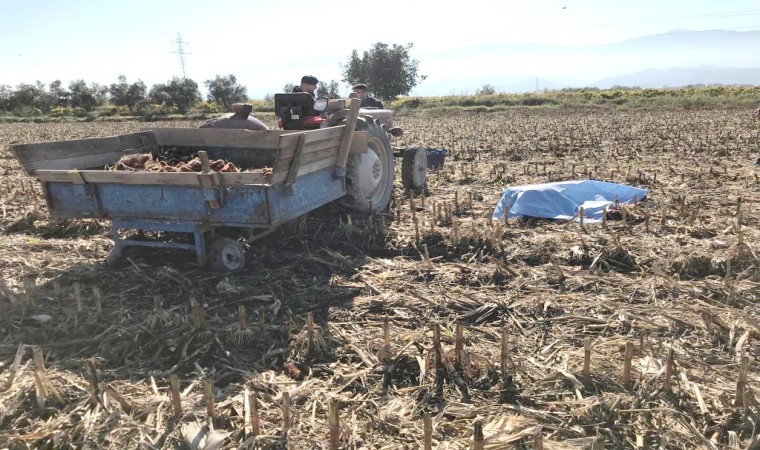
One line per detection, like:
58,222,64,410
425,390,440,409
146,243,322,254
352,84,384,109
291,75,319,98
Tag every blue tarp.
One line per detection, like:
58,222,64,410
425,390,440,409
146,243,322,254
492,180,648,223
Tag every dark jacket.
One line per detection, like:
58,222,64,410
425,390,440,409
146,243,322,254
360,97,384,109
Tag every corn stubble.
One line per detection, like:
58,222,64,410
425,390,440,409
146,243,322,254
0,111,758,448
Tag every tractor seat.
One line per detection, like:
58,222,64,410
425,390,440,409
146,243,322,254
274,93,323,130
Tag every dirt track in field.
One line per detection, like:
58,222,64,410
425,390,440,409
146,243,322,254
1,109,759,449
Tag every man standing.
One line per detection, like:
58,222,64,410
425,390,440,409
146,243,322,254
292,75,318,98
352,83,384,108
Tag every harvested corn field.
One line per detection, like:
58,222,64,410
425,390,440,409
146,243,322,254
1,109,759,449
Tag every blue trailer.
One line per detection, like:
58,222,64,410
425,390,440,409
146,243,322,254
11,99,400,271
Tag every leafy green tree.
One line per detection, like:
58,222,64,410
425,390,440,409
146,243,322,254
476,84,497,95
148,82,170,105
48,80,70,107
341,42,426,100
69,80,107,111
109,75,147,112
10,83,42,111
282,83,295,93
0,85,12,112
205,74,248,110
316,80,341,99
126,80,148,112
149,77,201,113
9,82,56,114
109,75,129,107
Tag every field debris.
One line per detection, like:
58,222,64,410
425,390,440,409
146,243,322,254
109,152,243,173
1,111,759,448
108,143,254,173
106,145,274,173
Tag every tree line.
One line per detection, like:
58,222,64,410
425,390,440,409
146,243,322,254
0,42,425,118
0,75,249,117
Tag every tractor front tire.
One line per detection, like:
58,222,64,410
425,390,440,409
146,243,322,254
341,119,395,213
401,147,428,191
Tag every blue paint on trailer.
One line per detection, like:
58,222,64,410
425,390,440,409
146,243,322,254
44,168,343,226
41,167,347,266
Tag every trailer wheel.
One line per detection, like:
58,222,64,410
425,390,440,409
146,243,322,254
401,147,427,191
208,237,246,272
341,119,395,212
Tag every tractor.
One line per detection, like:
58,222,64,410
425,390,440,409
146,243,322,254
202,93,428,213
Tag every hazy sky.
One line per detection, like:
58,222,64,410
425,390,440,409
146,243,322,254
1,0,758,97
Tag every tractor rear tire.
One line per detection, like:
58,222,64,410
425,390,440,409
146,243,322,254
341,119,395,213
401,147,427,191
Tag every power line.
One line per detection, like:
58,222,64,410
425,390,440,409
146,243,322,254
171,32,191,79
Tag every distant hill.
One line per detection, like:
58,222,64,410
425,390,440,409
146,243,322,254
596,29,760,55
585,30,760,87
412,29,760,95
595,66,760,89
503,78,566,93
